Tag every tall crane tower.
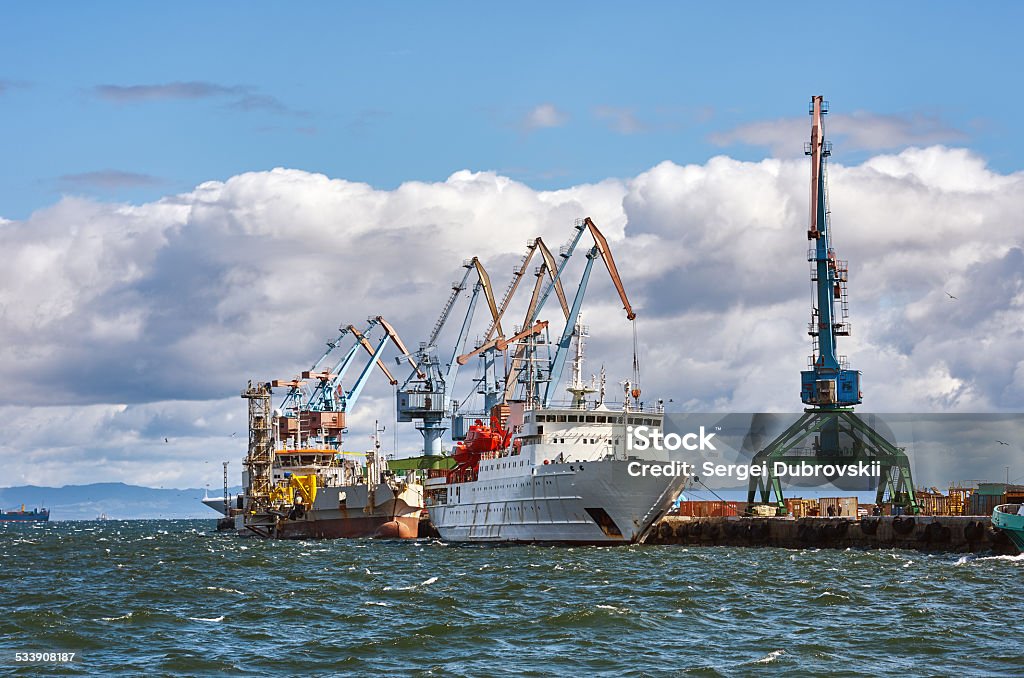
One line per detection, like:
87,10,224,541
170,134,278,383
801,96,859,409
746,96,919,515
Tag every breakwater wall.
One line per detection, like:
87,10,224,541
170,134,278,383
646,515,1020,555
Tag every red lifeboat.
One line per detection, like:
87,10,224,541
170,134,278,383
448,415,511,483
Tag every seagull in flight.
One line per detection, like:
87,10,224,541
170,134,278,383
945,291,957,300
164,437,169,443
996,440,1010,446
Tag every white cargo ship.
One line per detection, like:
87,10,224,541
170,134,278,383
425,327,688,544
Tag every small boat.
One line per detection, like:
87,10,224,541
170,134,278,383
992,504,1024,551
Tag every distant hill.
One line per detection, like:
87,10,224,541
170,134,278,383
0,482,243,521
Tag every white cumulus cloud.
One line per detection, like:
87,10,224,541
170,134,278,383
0,146,1021,488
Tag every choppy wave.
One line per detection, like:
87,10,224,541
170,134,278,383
0,519,1019,675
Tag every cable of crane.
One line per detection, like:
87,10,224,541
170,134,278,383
631,318,641,401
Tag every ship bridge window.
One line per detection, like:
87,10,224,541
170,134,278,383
568,415,578,423
537,425,544,434
596,416,606,423
556,415,567,422
614,417,623,424
585,416,595,423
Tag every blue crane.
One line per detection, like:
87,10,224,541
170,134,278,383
272,317,417,447
276,324,355,414
397,258,500,456
746,96,918,515
304,319,385,412
800,95,861,410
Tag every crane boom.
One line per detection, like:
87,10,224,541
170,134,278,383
307,319,386,408
345,332,393,410
472,258,503,340
581,217,636,321
495,320,548,351
504,217,636,402
443,269,485,391
502,260,557,401
536,238,571,322
478,238,568,346
350,324,399,385
462,245,555,371
427,264,474,348
376,317,424,380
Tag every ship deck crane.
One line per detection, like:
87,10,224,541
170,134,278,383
397,257,502,456
452,238,571,421
276,323,357,413
457,237,569,366
746,96,919,515
304,317,421,410
505,217,638,406
303,319,382,411
272,317,417,448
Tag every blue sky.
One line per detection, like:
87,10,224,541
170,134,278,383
3,2,1021,219
1,3,1023,488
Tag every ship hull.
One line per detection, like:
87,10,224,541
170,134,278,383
237,482,424,540
993,504,1024,551
271,513,420,539
429,459,686,544
0,511,49,523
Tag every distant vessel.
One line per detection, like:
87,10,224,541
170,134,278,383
992,504,1024,551
201,490,241,516
0,504,49,522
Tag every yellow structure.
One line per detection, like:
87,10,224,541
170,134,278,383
947,484,974,516
289,474,318,505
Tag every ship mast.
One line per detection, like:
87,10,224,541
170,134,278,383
566,314,596,408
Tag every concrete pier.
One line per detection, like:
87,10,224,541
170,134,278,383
646,515,1020,555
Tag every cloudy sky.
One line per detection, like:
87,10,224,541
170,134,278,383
2,3,1022,489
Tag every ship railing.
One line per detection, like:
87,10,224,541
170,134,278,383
534,399,666,414
995,503,1022,516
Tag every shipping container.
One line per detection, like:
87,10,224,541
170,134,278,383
818,496,858,518
673,500,742,517
969,493,1002,516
